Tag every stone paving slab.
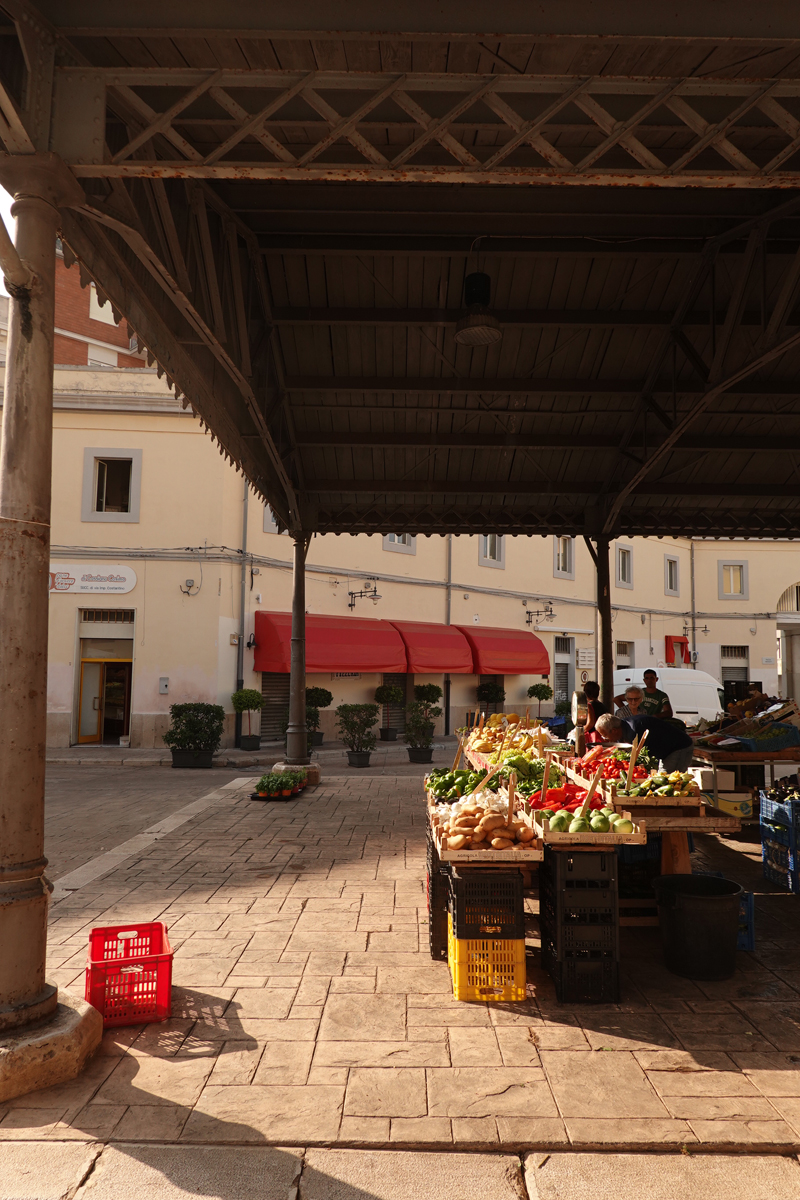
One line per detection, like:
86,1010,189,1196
525,1151,800,1200
4,775,800,1154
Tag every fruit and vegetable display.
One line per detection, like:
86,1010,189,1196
426,757,563,803
615,770,700,799
536,803,635,836
429,791,537,852
574,745,655,782
763,779,800,805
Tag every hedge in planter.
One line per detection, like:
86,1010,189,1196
336,703,378,767
231,687,264,749
476,681,506,705
374,683,404,740
163,702,225,768
306,687,333,746
404,684,443,763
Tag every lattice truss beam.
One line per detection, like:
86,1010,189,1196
48,69,800,185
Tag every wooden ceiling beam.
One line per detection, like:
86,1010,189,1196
293,432,800,452
305,479,800,497
283,375,800,396
272,306,792,328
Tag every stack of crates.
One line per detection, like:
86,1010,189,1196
446,868,526,1001
539,847,620,1003
760,791,800,892
426,828,449,960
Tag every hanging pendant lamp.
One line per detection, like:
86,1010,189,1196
454,270,502,346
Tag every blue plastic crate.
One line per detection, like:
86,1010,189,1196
736,723,800,754
760,792,800,840
617,835,662,864
761,822,800,892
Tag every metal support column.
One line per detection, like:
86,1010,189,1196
0,155,83,1030
285,534,309,765
596,536,614,711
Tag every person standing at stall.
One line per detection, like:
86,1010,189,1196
615,669,672,718
595,712,693,773
583,680,608,745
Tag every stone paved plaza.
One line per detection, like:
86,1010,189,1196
4,773,800,1166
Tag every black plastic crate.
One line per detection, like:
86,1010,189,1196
547,957,620,1004
448,868,525,939
428,877,448,959
541,846,618,889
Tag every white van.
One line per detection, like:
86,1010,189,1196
613,667,725,725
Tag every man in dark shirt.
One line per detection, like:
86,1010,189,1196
595,712,694,773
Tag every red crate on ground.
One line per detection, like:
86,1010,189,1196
85,922,173,1027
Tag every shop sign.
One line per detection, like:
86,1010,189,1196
331,672,361,678
48,563,137,594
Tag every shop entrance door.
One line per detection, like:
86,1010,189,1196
78,659,132,744
78,660,103,743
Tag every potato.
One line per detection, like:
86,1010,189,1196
448,833,469,850
517,825,535,843
453,815,480,828
490,837,514,850
470,827,487,844
478,814,507,832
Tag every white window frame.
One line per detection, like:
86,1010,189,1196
478,534,505,569
553,535,575,580
382,533,416,555
615,543,633,590
81,448,141,523
664,554,680,597
718,559,749,601
263,505,287,534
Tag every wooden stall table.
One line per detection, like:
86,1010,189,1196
691,744,800,813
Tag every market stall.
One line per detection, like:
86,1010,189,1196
690,699,800,819
425,711,744,1006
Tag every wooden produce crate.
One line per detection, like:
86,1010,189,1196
628,802,741,833
531,809,646,846
430,821,542,864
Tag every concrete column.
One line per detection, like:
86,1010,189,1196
0,155,82,1031
285,534,309,765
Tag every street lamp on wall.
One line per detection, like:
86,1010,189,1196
348,578,382,610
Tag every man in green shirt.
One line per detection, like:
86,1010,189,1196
640,669,672,718
614,669,672,718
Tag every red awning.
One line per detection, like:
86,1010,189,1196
389,621,474,673
665,635,691,665
455,625,551,675
254,611,407,673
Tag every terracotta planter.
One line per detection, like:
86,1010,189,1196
258,791,268,797
281,789,292,796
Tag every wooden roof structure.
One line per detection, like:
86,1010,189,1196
7,1,800,537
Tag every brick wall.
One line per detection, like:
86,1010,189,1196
54,255,131,365
54,333,87,365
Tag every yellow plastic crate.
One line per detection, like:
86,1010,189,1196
447,913,527,1002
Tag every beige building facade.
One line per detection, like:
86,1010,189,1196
24,357,800,749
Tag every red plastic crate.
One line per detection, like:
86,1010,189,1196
85,922,173,1027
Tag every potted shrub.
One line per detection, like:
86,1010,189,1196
404,683,443,763
306,686,333,747
374,683,405,741
162,702,225,769
231,688,264,751
476,680,506,714
277,770,294,797
336,702,379,767
306,705,321,747
527,682,554,718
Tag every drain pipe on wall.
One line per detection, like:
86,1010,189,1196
690,540,697,670
444,533,452,735
235,478,248,747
